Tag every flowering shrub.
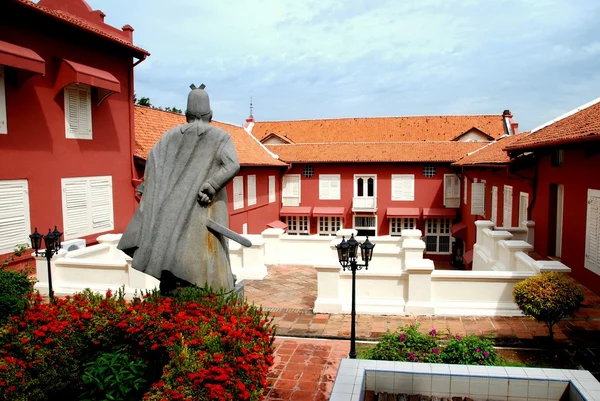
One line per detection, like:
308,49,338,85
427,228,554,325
361,324,442,363
0,287,275,401
0,268,34,325
513,272,584,341
440,334,498,365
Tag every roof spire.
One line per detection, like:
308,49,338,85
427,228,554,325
244,96,255,129
249,97,254,119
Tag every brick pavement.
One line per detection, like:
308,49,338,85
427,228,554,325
246,265,600,400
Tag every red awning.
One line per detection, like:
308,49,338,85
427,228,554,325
280,206,312,216
450,222,467,240
312,207,345,216
55,59,120,105
464,250,473,265
267,220,287,229
423,208,456,218
387,207,421,218
0,39,45,75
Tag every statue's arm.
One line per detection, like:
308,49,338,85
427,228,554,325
198,136,240,205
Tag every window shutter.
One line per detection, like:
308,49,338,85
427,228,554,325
503,186,513,227
392,175,414,201
585,189,600,272
444,174,460,208
463,177,467,205
491,186,498,225
65,86,79,138
0,66,7,135
471,182,485,215
268,176,275,203
329,176,340,199
65,85,92,139
77,87,92,139
90,178,113,231
233,176,244,210
319,175,340,200
0,180,31,254
62,179,89,237
282,175,300,206
319,176,330,200
247,175,256,206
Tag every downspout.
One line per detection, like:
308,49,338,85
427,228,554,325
129,55,147,205
527,159,539,220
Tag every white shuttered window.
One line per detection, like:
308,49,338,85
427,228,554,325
443,174,460,208
282,175,301,207
233,176,244,210
585,189,600,274
268,176,276,203
503,185,513,227
0,66,7,134
319,174,340,200
491,186,498,225
64,84,92,139
463,177,468,205
391,175,414,201
247,175,256,206
62,176,113,240
471,182,485,216
0,180,31,254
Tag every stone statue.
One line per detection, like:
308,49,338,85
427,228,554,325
118,85,242,294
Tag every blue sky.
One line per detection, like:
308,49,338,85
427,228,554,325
94,0,600,130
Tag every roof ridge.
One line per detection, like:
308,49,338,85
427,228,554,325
134,104,185,116
529,96,600,134
243,127,283,162
265,141,490,145
254,115,504,123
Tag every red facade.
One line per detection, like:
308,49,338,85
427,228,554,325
0,0,147,256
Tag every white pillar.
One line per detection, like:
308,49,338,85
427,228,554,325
261,228,284,265
404,259,435,314
525,220,535,247
313,265,343,313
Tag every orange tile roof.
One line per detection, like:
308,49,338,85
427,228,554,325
134,106,286,167
505,98,600,151
12,0,149,56
453,133,528,166
266,142,485,163
252,115,507,144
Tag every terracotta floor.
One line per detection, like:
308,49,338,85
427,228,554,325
245,265,600,400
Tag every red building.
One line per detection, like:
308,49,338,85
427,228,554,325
248,113,518,259
0,0,148,257
133,106,287,235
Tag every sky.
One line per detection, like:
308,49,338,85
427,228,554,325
93,0,600,130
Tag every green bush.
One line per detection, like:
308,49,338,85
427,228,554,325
441,334,498,365
360,324,442,363
0,269,34,324
80,352,147,401
513,272,584,341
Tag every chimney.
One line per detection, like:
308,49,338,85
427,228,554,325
503,110,518,136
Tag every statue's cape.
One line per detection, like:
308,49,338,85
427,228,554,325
118,122,240,291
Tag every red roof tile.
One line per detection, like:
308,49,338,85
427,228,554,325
134,106,286,167
252,115,506,144
11,0,149,57
453,133,528,166
266,142,485,163
505,98,600,151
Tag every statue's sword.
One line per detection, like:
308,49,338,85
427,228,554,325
207,218,252,248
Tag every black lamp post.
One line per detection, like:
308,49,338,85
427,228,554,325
336,233,375,359
29,226,63,300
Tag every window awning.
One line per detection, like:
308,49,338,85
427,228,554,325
423,208,456,218
0,39,45,75
450,222,467,240
267,220,287,229
386,207,421,218
312,207,345,216
55,59,120,105
280,206,312,216
464,250,473,265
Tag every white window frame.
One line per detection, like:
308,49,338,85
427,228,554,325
282,174,301,207
354,174,377,198
503,185,513,227
491,186,498,225
318,216,342,236
61,176,114,240
319,174,341,200
585,188,600,275
268,176,276,204
0,180,31,254
353,214,377,236
518,192,529,228
0,66,7,135
471,182,485,216
247,175,256,206
463,177,468,205
285,215,309,235
425,218,452,254
443,174,460,208
64,84,92,140
233,176,244,210
391,174,414,201
389,217,416,237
